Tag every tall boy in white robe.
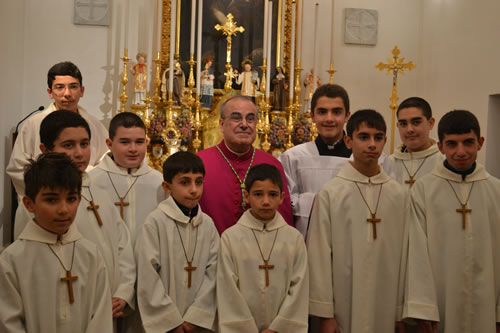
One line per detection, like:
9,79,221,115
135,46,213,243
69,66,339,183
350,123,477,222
404,110,500,333
382,97,443,188
0,153,113,332
90,112,165,246
307,109,408,333
217,163,309,333
279,84,352,237
14,110,136,328
135,151,219,333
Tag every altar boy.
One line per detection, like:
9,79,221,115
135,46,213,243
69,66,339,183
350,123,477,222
307,110,408,333
217,163,309,333
135,151,219,332
0,153,113,332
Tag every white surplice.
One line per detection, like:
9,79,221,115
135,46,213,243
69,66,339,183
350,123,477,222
135,196,219,332
6,102,109,197
278,141,350,237
89,153,165,245
217,210,309,333
0,220,113,333
404,162,500,333
307,162,408,333
382,140,444,188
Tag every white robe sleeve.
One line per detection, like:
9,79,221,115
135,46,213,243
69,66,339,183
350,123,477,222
6,120,36,196
86,251,114,333
183,221,219,330
136,221,184,332
268,235,309,333
306,190,335,318
0,255,26,332
403,185,440,322
217,232,259,333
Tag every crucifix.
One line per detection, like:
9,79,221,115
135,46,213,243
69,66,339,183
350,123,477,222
114,197,129,219
215,13,245,91
61,270,78,304
456,203,472,229
367,213,381,239
87,200,103,226
405,176,416,187
376,46,416,154
184,261,197,288
259,260,274,287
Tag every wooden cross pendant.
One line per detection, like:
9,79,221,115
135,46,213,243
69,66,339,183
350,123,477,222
259,260,274,287
367,213,381,239
87,200,103,226
114,197,129,219
184,261,197,288
405,176,416,187
456,203,472,229
61,270,78,304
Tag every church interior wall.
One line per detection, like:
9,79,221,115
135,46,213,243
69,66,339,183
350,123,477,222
1,0,499,247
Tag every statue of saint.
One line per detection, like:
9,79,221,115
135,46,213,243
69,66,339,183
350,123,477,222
234,59,259,99
271,66,288,111
200,56,215,108
129,52,148,105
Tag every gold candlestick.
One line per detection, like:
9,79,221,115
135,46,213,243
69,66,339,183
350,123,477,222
259,58,267,95
151,52,163,116
120,48,130,113
186,53,196,108
192,96,202,152
261,99,271,152
294,59,303,109
326,62,336,84
285,99,295,150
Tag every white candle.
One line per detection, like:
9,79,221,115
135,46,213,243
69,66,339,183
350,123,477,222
330,0,334,62
266,2,272,98
196,0,203,95
263,0,269,62
298,0,304,61
169,0,176,94
289,2,295,101
190,0,196,54
312,3,319,92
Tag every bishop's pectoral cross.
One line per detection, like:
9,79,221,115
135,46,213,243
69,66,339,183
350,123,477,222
114,197,129,219
367,213,381,239
405,176,416,187
259,260,274,287
87,200,103,226
185,261,197,288
456,203,472,229
61,270,78,304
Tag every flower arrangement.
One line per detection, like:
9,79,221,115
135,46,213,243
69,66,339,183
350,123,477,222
292,114,312,145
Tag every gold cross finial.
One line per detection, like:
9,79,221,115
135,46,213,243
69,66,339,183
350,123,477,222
215,13,245,37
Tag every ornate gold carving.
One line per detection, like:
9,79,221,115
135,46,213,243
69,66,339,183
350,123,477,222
119,48,130,113
283,0,293,76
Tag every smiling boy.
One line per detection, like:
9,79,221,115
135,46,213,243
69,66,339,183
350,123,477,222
217,163,309,333
404,110,500,333
307,109,408,333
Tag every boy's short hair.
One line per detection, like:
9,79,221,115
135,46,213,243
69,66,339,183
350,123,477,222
108,112,146,140
25,152,82,201
311,84,350,114
47,61,83,88
438,110,481,142
397,97,432,119
40,110,91,150
346,109,387,138
163,151,205,183
245,163,283,192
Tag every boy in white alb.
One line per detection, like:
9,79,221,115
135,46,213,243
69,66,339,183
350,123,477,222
90,112,165,245
307,110,408,333
135,152,219,332
217,163,309,333
383,97,443,188
404,110,500,333
0,153,112,332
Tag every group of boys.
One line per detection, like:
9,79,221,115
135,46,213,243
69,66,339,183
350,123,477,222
0,60,498,333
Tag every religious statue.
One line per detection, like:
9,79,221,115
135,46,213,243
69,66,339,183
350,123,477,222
129,52,148,105
234,59,259,99
271,66,288,111
200,56,215,108
162,60,186,105
148,138,168,171
303,68,322,112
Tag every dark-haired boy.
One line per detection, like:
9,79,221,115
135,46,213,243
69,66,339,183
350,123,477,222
279,84,351,237
383,97,443,188
7,61,108,200
90,112,165,245
404,110,500,333
135,151,219,332
0,153,113,332
307,110,408,332
217,163,309,332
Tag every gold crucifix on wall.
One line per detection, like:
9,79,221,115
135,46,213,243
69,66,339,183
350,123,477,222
215,13,245,91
